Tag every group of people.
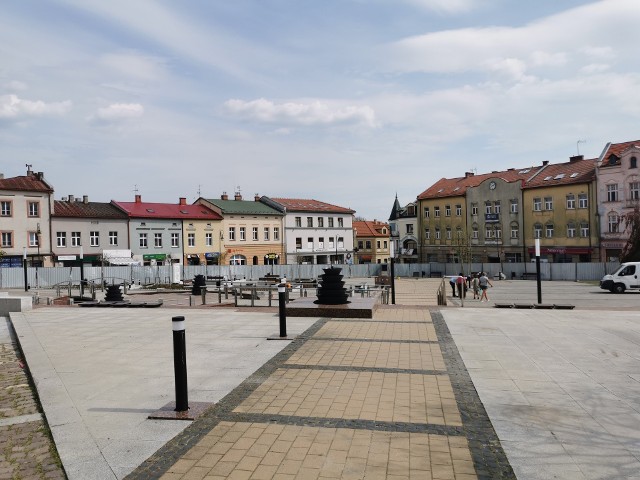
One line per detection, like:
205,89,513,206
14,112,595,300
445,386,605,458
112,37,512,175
449,272,493,302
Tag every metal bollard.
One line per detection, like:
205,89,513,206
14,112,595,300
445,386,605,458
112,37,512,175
218,288,222,304
278,283,287,337
172,316,189,412
201,286,207,305
268,288,272,307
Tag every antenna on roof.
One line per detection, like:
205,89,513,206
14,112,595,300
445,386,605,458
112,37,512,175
197,184,201,197
577,139,586,155
133,184,139,194
25,163,32,173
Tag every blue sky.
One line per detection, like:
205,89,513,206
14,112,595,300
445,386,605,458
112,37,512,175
2,0,639,220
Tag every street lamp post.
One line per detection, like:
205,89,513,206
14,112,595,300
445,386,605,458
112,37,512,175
35,223,41,290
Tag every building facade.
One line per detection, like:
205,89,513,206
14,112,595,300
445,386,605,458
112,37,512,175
388,196,418,263
197,192,284,265
0,167,54,267
596,141,640,261
260,197,355,265
353,220,390,264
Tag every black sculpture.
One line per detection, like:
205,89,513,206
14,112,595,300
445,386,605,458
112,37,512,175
104,284,124,302
315,266,350,305
192,274,206,295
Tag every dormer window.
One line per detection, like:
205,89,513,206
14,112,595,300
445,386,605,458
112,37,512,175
146,209,155,213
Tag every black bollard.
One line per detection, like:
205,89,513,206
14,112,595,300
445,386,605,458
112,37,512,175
390,258,396,305
278,283,287,338
172,316,188,412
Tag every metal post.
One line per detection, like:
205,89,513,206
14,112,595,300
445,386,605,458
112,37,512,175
535,238,542,304
79,246,85,297
390,258,396,305
23,248,28,292
172,316,188,412
218,287,222,304
201,286,206,305
278,283,287,338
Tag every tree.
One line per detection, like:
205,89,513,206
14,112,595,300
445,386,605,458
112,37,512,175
621,205,640,262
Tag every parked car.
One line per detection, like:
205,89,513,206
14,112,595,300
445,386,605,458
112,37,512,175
600,262,640,293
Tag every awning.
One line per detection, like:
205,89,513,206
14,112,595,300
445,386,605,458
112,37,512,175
143,254,167,261
103,249,141,265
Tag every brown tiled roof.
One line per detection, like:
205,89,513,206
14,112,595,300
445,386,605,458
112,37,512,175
0,173,53,193
353,220,389,237
523,158,596,189
270,198,355,214
53,200,129,219
417,166,544,200
599,140,640,167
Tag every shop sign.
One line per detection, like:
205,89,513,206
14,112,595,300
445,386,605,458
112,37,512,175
205,252,220,259
264,253,279,260
0,256,23,268
143,253,167,261
58,255,77,261
485,213,500,222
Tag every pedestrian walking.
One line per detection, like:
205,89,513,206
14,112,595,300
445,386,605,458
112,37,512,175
479,272,493,302
472,274,480,299
449,276,457,297
456,272,466,299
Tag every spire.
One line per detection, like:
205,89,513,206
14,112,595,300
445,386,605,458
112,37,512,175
388,193,401,221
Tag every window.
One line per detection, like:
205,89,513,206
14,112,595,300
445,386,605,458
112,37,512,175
307,217,313,227
434,206,440,217
229,227,236,241
435,228,441,240
263,228,269,241
90,231,99,247
376,241,381,249
485,202,492,214
338,236,344,248
295,237,302,249
318,237,324,248
510,200,518,213
494,201,501,214
358,240,364,249
0,201,11,217
567,222,576,238
295,217,301,227
495,227,502,239
578,193,588,208
511,225,519,239
273,227,279,241
534,224,542,238
384,241,388,248
71,232,81,247
252,227,258,241
533,198,541,211
109,231,118,246
580,222,589,237
139,233,148,248
154,233,162,247
472,225,478,239
545,223,554,238
446,227,451,240
338,218,344,227
485,227,493,239
425,228,430,240
471,203,478,216
57,232,67,247
328,217,334,227
187,233,195,247
445,205,451,217
318,217,324,227
631,157,637,169
29,232,38,247
424,207,430,218
630,182,640,200
365,240,372,249
329,237,334,248
566,194,575,209
239,227,246,241
607,184,619,202
455,204,462,216
406,224,414,234
28,202,39,217
1,232,12,247
608,213,619,233
205,232,212,246
171,233,179,247
544,197,553,210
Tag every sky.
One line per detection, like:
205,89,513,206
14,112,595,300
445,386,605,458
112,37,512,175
2,0,640,221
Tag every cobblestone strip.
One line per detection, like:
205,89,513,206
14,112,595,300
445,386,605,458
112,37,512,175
0,328,66,480
282,363,448,376
430,310,516,480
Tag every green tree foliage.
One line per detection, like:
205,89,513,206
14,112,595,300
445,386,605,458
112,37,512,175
621,206,640,262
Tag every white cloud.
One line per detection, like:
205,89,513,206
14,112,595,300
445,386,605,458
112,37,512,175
401,0,478,14
0,94,71,119
88,103,144,124
224,98,377,128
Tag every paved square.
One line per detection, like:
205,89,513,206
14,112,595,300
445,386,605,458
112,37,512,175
313,320,438,342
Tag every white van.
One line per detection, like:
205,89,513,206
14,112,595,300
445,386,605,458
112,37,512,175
600,262,640,293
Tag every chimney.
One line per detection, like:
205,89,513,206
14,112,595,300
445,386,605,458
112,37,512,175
254,194,260,202
0,174,4,179
234,192,242,201
83,195,89,204
570,155,583,163
179,197,187,205
464,172,474,178
135,194,142,203
221,192,229,200
68,194,75,202
542,160,549,166
36,172,43,180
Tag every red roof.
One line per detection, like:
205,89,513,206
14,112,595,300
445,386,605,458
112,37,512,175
599,140,640,167
112,198,223,220
523,158,596,189
353,220,389,238
417,166,544,200
269,198,355,214
54,200,129,219
0,172,53,193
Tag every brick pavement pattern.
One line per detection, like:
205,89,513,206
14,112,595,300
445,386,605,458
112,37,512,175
0,333,66,480
127,286,514,480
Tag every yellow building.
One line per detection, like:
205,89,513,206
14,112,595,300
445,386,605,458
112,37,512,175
196,192,284,265
353,220,390,264
522,156,599,262
181,205,224,265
